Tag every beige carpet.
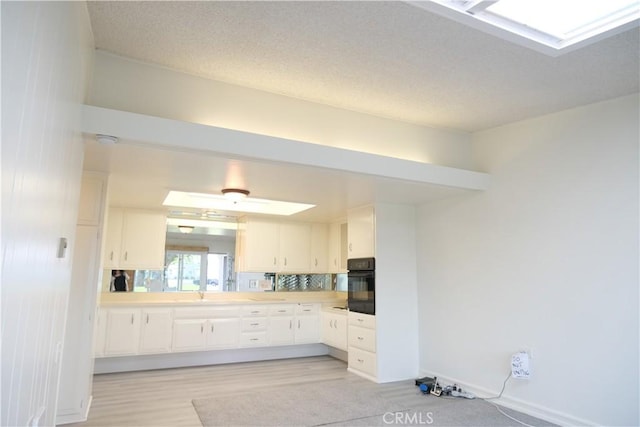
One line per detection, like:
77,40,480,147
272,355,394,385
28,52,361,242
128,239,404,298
192,378,556,426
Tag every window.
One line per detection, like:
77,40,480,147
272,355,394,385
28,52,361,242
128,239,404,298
132,250,233,292
410,0,639,55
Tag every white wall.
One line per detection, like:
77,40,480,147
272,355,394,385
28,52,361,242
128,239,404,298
88,51,473,169
416,94,639,426
1,2,93,426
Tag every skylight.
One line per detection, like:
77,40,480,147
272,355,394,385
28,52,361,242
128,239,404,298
409,0,640,56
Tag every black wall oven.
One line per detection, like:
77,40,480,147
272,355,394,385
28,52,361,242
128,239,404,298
347,257,375,315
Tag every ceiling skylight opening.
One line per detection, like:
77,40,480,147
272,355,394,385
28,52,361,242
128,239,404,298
163,190,315,216
409,0,640,56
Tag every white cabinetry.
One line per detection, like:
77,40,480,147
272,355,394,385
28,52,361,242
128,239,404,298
279,222,311,272
236,217,314,273
103,308,141,356
347,205,375,259
328,222,348,273
139,308,173,354
294,303,320,344
103,208,167,270
348,311,377,380
236,217,280,272
239,305,268,347
321,309,348,351
172,307,241,351
268,304,295,345
310,223,329,272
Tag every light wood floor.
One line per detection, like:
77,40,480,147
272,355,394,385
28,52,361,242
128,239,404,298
70,356,359,426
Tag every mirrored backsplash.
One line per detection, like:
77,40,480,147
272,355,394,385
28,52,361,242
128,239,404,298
103,269,347,293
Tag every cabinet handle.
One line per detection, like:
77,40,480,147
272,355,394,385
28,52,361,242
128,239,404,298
109,251,114,261
278,310,286,313
131,314,134,324
284,257,287,266
289,320,292,329
357,318,364,322
250,322,259,326
297,319,300,329
124,251,128,261
201,325,204,333
314,258,318,266
146,314,149,324
357,336,364,341
211,325,214,332
250,338,259,341
349,243,353,252
273,257,277,265
251,310,260,314
357,358,364,363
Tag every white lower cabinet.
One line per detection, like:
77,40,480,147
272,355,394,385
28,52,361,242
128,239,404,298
321,310,348,351
96,302,322,359
139,308,173,354
348,311,377,379
172,319,207,351
294,303,320,344
103,308,141,356
268,304,295,345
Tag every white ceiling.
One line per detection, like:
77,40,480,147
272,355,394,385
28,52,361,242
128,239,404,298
87,1,639,132
83,1,639,226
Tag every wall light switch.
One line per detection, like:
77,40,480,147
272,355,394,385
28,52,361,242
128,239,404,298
57,237,68,258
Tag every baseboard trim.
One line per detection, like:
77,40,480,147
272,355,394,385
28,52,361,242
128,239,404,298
420,370,597,427
94,344,330,374
55,395,92,425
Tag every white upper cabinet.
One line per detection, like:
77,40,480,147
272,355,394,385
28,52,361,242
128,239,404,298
279,222,311,272
310,223,329,273
328,222,348,273
103,208,167,270
236,216,280,272
347,205,375,259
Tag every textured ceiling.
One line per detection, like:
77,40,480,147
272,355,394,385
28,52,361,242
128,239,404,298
87,1,639,132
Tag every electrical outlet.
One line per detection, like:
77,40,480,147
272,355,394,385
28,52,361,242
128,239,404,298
511,351,531,379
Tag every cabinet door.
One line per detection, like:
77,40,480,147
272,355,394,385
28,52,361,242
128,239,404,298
103,208,123,269
120,210,167,269
295,315,320,344
139,309,173,354
242,218,280,272
333,313,348,351
172,319,206,351
206,318,240,349
347,205,375,259
310,223,328,273
104,308,141,356
328,223,348,273
269,316,295,345
279,222,310,272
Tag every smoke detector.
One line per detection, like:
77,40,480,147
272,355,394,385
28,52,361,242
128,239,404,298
96,134,118,145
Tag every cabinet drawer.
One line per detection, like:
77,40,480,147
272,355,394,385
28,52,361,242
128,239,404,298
348,312,376,329
348,325,376,352
348,347,377,377
296,303,319,315
242,305,269,317
239,332,268,347
269,304,295,316
241,317,267,331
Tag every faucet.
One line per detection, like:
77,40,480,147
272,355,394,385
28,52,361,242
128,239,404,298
197,291,205,300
